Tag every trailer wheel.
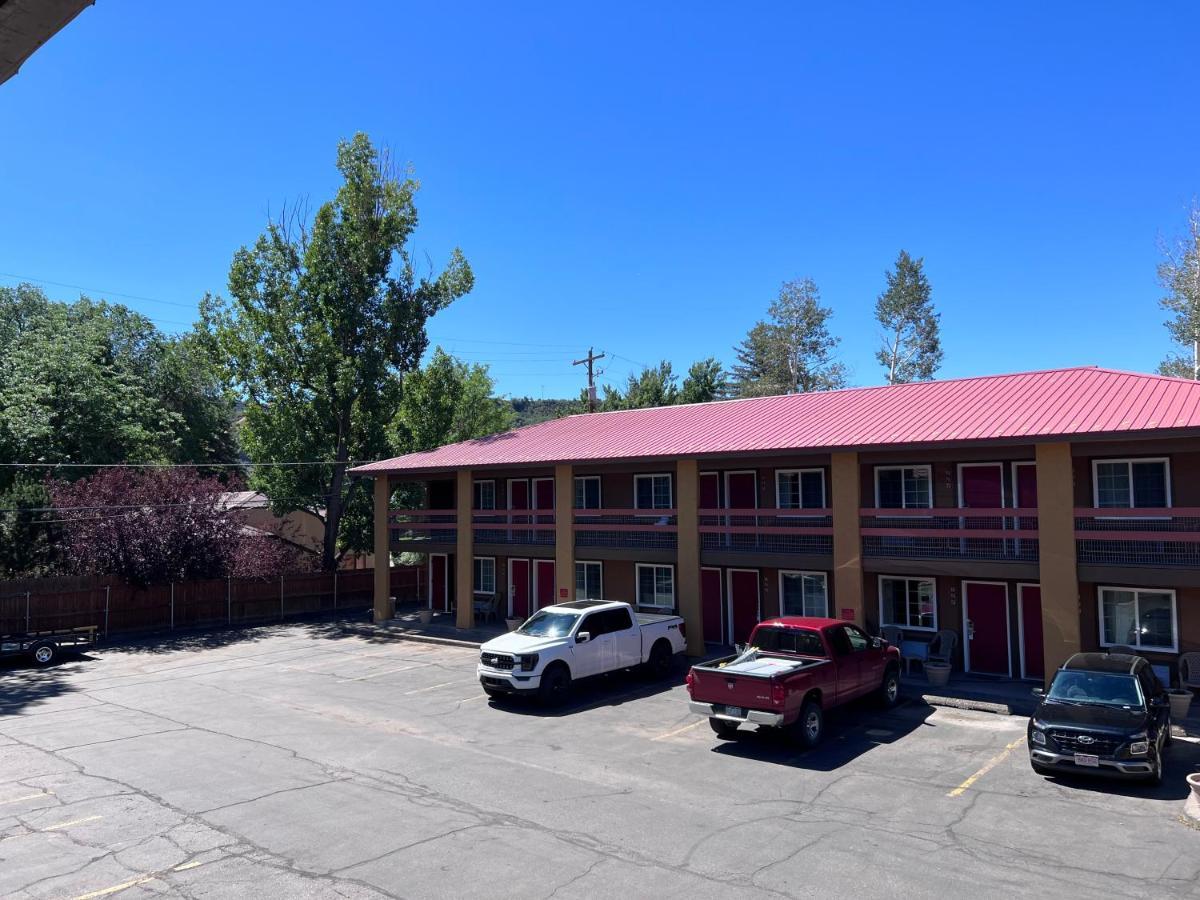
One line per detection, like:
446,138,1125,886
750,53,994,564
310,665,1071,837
30,641,57,666
709,718,739,739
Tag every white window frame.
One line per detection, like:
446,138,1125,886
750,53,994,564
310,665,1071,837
877,575,938,632
874,465,933,509
775,468,826,510
1091,457,1172,509
1097,585,1178,653
473,479,496,511
635,563,675,610
573,475,602,510
778,570,829,618
634,473,674,510
575,560,603,601
473,556,496,596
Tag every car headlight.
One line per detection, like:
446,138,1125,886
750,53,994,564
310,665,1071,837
1031,730,1046,746
519,654,539,672
1129,732,1149,755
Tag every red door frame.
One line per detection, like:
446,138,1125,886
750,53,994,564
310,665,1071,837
701,566,724,644
962,580,1011,677
727,568,760,645
534,559,555,610
509,558,532,619
1018,583,1043,681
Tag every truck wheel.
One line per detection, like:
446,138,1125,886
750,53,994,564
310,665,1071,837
878,666,900,708
646,640,673,679
538,664,572,706
793,699,824,748
709,718,739,739
30,641,57,666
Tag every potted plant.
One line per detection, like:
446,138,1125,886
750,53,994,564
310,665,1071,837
1167,687,1193,721
925,661,952,688
418,606,434,625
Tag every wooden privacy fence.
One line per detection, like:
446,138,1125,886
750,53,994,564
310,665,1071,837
0,565,424,639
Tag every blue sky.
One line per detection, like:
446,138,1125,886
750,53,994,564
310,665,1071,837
2,1,1198,399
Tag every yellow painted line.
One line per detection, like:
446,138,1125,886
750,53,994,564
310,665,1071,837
44,815,102,830
653,719,707,741
72,875,156,899
173,861,202,871
948,736,1025,797
0,792,49,806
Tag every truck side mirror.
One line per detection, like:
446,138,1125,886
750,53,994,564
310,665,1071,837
576,631,590,644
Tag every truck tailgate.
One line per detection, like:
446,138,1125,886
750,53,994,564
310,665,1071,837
690,656,825,710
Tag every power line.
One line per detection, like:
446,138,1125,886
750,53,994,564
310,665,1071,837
0,461,360,469
0,271,199,310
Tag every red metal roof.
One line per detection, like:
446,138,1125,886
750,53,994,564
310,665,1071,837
352,367,1200,475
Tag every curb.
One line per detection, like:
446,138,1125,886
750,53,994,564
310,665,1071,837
342,624,483,650
901,688,1028,717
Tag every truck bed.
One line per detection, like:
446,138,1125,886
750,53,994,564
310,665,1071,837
693,651,827,680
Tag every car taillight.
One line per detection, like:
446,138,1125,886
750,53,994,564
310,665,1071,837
685,670,694,697
771,681,786,707
679,622,687,640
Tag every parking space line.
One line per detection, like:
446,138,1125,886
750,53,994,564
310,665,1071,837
173,861,202,871
652,719,706,741
948,736,1025,797
353,664,422,681
72,874,156,899
0,792,49,806
402,679,473,695
44,815,102,830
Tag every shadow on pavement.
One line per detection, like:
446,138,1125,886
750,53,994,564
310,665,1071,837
1034,736,1200,801
0,653,91,715
707,698,939,771
484,663,686,717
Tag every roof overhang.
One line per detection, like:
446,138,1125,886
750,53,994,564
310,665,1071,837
0,0,94,85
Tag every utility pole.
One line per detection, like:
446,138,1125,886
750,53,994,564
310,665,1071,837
573,347,606,412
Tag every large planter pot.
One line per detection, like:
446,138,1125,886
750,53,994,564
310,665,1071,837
1187,773,1200,802
417,608,434,625
925,662,952,688
1168,689,1194,721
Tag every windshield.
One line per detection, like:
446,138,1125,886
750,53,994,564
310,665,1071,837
1047,671,1144,708
516,610,579,638
753,627,825,657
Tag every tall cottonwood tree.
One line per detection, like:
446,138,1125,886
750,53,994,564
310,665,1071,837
204,134,473,570
731,278,846,397
1157,206,1200,379
875,250,942,384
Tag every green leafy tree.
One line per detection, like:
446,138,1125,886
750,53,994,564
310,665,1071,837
680,357,728,404
390,348,513,452
731,278,846,397
0,476,59,578
875,250,942,384
601,361,679,410
203,133,473,570
1157,206,1200,378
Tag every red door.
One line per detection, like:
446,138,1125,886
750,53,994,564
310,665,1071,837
534,560,555,610
964,582,1009,676
960,464,1003,508
509,559,531,619
727,472,756,550
509,480,530,541
701,568,724,644
1019,584,1043,681
430,554,448,611
1014,463,1038,508
728,569,760,645
699,472,719,510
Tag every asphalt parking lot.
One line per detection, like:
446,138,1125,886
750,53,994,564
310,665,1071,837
2,622,1198,900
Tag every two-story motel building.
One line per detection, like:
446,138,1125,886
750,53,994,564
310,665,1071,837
351,366,1200,684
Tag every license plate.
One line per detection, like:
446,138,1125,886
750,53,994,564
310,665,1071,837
724,706,744,718
1074,753,1100,768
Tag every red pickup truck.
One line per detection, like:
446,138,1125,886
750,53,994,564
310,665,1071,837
685,617,902,747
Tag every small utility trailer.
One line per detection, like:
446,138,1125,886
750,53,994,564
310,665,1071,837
0,625,97,666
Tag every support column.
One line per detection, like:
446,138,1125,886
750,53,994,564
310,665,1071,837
830,451,864,625
676,458,705,656
1036,442,1080,684
372,475,392,623
456,468,475,629
555,464,574,605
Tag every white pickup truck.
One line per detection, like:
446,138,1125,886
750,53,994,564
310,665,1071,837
477,600,687,704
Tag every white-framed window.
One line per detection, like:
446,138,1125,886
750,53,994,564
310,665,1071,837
776,469,826,509
473,557,496,595
473,480,496,510
635,473,673,510
779,571,829,617
636,563,675,609
574,476,601,509
879,576,937,631
875,465,932,508
1092,458,1171,509
575,560,603,600
1099,586,1178,652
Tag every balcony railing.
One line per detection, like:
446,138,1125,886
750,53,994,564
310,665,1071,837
389,510,457,544
472,509,556,546
860,508,1039,562
1075,508,1200,568
574,508,677,550
699,508,833,555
